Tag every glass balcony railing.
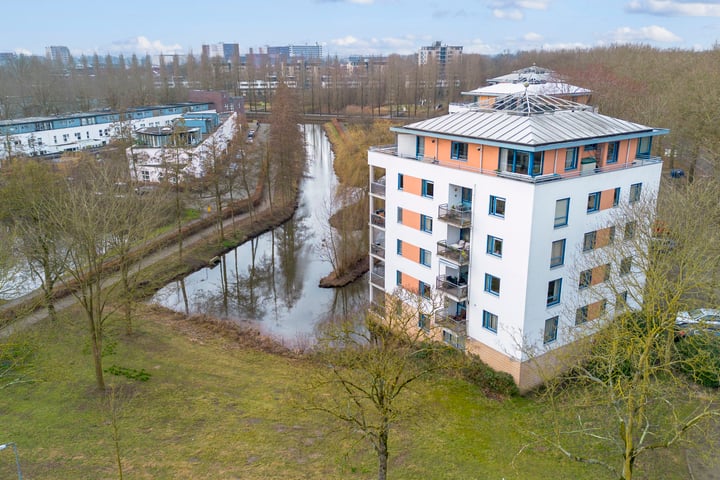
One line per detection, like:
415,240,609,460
438,204,472,227
371,212,386,228
435,310,467,336
370,181,386,197
436,275,468,301
436,240,470,266
371,242,385,259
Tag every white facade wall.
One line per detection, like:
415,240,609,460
1,113,190,159
370,148,662,365
129,112,237,183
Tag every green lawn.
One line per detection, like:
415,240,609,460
0,305,693,479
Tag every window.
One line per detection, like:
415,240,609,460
396,239,403,255
442,329,460,347
616,291,628,310
484,274,500,296
583,231,597,251
587,192,600,213
487,235,503,257
620,257,632,275
607,226,616,244
603,263,611,282
624,221,636,240
422,180,434,198
397,173,404,190
53,135,57,143
613,187,621,207
630,183,642,203
606,141,619,164
637,136,652,158
420,214,433,233
418,313,429,331
579,269,592,289
489,195,506,217
503,149,543,175
576,305,588,325
547,279,562,306
419,281,431,298
141,170,150,182
564,147,578,170
550,239,566,267
416,136,425,158
396,270,402,286
397,207,403,223
420,248,431,267
451,141,468,160
482,310,498,333
554,198,569,227
544,316,559,344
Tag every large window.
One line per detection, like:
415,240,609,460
420,248,431,267
420,214,433,233
544,316,559,344
418,313,429,331
606,141,619,163
451,142,468,160
620,257,632,275
396,239,403,255
583,231,597,251
613,187,621,207
547,279,562,306
487,235,503,257
482,310,498,333
554,198,569,227
419,280,431,298
422,180,434,198
550,239,566,267
484,274,501,296
630,183,642,203
579,269,592,289
489,195,506,217
576,305,588,325
637,136,652,158
587,192,600,213
503,149,543,176
397,173,404,190
416,136,425,158
564,147,578,170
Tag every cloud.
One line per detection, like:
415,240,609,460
328,34,417,55
106,36,184,56
610,25,682,42
626,0,720,16
490,0,549,20
523,32,544,41
493,8,524,19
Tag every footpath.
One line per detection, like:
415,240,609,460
0,191,276,339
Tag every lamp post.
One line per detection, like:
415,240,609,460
0,442,23,479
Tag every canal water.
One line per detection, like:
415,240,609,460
152,124,368,344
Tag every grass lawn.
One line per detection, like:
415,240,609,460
0,304,694,479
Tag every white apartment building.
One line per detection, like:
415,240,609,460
368,93,668,391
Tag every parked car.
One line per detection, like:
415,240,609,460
675,308,720,337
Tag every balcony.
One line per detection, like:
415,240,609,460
371,242,385,259
435,311,467,336
436,240,470,266
436,275,468,301
370,265,385,289
370,180,386,197
438,204,472,228
371,211,385,228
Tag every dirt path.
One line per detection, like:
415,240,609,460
0,192,273,339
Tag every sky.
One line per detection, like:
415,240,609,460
2,0,720,59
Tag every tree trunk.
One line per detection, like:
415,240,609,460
377,427,389,480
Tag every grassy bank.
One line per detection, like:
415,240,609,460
1,302,692,479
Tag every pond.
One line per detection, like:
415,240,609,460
152,124,368,344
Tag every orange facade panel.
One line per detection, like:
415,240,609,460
596,226,615,248
599,188,616,210
404,175,422,196
481,145,500,171
591,264,609,286
402,209,421,230
400,271,418,293
402,243,421,263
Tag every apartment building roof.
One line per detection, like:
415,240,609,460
395,93,663,148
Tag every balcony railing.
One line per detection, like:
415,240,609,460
370,181,386,197
369,145,662,183
438,204,472,227
436,240,470,266
371,212,385,228
436,275,468,300
435,311,467,336
371,242,386,259
371,269,385,289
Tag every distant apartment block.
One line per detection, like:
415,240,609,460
368,91,668,391
418,41,462,68
202,43,240,62
267,44,323,60
0,102,214,160
45,45,71,64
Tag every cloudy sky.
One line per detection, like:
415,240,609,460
3,0,720,58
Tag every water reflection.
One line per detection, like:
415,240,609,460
153,124,368,342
